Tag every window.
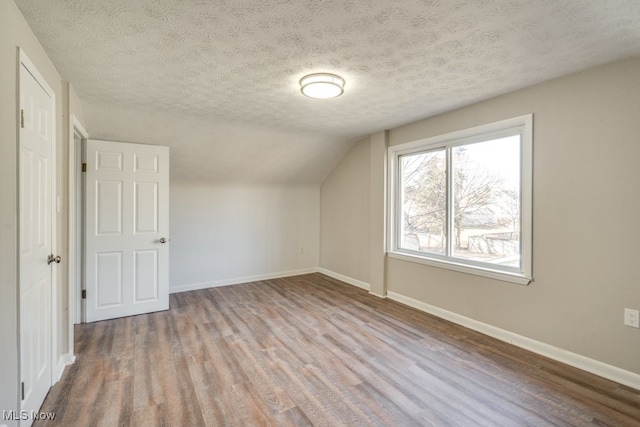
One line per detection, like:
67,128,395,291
389,115,532,285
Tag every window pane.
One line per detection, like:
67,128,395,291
452,135,520,267
400,149,446,255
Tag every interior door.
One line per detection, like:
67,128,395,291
85,140,170,322
19,55,55,418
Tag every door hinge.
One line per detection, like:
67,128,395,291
82,289,86,299
21,382,25,400
82,163,87,172
21,109,25,128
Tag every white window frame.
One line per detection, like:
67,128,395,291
388,114,533,285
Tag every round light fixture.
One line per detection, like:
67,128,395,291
300,73,345,99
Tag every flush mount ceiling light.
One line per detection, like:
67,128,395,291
299,73,345,99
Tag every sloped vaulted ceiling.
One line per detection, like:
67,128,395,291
14,0,640,183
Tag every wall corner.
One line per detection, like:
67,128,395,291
369,130,388,297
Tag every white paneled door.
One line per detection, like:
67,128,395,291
19,53,55,420
85,140,169,322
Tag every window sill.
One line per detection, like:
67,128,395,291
388,251,532,286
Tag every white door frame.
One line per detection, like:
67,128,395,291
18,47,57,413
68,115,88,333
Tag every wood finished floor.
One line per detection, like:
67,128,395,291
39,273,640,426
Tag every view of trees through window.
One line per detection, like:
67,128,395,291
400,135,521,267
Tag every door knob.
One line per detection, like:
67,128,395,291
159,237,167,244
47,254,62,264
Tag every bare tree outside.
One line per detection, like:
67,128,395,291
401,149,446,254
400,135,521,267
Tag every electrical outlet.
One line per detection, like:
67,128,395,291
298,247,304,254
624,308,640,328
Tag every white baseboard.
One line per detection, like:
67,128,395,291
317,268,371,291
170,268,318,294
64,353,76,365
368,291,387,299
54,353,76,382
167,268,640,390
387,291,640,391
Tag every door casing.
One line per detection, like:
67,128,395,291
68,115,88,331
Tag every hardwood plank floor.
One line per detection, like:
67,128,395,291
38,273,640,426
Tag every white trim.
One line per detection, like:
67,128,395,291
67,114,87,361
389,252,532,285
169,268,318,294
368,291,387,299
386,290,640,391
391,115,532,154
170,268,376,295
71,115,88,140
19,49,55,97
317,268,371,291
54,353,76,383
63,353,76,365
387,114,533,283
170,268,380,296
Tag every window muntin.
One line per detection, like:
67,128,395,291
390,115,532,284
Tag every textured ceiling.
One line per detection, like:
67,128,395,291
15,0,640,138
13,0,640,183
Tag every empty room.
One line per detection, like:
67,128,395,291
2,0,640,425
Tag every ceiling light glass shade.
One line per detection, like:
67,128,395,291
300,73,345,99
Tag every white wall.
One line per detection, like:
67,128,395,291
0,0,82,422
80,86,341,292
170,183,319,292
320,56,640,377
81,101,348,293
